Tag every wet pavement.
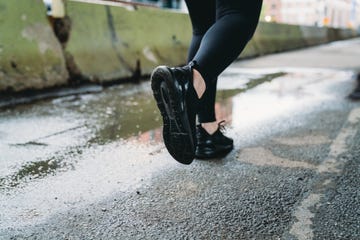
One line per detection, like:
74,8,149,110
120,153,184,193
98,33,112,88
1,38,360,239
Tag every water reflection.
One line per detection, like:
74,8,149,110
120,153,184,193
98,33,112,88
105,71,285,144
90,73,283,144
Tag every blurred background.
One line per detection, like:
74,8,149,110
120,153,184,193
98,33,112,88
42,0,360,30
76,0,360,30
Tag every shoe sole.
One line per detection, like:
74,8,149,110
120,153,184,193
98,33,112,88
195,145,233,160
151,66,195,164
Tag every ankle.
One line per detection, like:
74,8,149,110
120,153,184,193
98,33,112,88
201,121,218,135
192,69,206,99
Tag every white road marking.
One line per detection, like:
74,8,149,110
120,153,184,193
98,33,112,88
237,147,317,170
289,194,321,240
289,107,360,240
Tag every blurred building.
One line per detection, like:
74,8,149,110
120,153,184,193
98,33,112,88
126,0,185,10
99,0,359,29
263,0,360,29
263,0,282,22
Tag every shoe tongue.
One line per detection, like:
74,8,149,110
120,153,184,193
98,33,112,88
213,128,222,137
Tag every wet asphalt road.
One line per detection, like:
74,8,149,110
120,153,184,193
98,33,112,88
1,38,360,239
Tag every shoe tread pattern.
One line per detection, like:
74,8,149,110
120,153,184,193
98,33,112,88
151,66,194,164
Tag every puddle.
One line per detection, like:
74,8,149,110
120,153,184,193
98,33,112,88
80,71,285,145
0,157,67,189
0,70,282,190
0,147,81,190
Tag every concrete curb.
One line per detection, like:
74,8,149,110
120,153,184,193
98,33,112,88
65,1,191,83
0,0,68,92
242,22,358,58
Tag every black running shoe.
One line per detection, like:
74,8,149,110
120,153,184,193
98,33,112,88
151,64,199,164
195,121,234,159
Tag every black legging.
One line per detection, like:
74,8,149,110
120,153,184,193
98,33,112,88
185,0,263,123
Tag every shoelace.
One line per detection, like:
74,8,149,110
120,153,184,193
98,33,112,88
217,120,227,133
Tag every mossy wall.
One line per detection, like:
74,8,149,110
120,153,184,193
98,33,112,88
0,0,68,92
65,1,191,83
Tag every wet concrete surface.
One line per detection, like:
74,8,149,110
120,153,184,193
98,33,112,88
1,38,360,239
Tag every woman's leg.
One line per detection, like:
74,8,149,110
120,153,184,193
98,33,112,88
185,0,218,124
192,0,262,133
187,0,263,132
185,0,215,61
190,0,263,159
192,0,263,82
